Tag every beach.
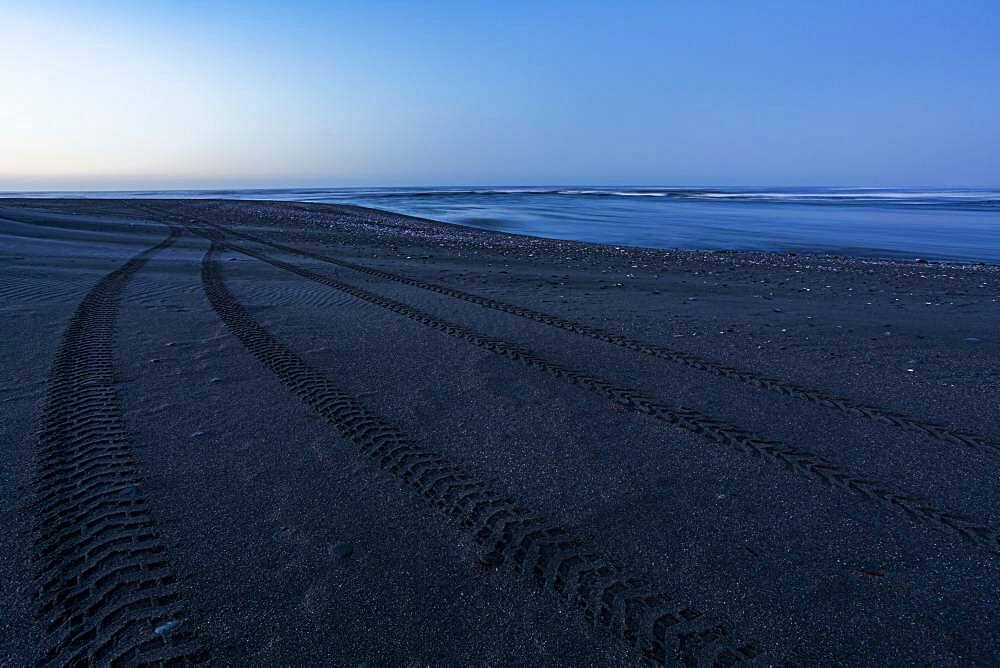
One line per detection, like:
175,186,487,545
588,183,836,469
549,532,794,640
2,198,998,664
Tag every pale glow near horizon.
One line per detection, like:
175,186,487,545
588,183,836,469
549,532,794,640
4,12,215,180
0,6,387,188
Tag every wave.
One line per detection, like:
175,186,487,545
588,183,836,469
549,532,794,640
694,191,1000,200
556,190,668,197
342,187,1000,207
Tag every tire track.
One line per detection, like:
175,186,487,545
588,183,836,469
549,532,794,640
191,225,1000,555
200,240,762,666
204,217,1000,459
32,228,206,666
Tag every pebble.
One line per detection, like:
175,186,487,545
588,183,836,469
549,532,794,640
154,620,181,636
119,484,142,498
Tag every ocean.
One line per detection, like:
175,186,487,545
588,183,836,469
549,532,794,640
4,186,999,263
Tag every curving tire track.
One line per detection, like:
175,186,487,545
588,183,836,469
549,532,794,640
190,225,1000,555
202,216,1000,460
200,240,762,666
32,228,206,666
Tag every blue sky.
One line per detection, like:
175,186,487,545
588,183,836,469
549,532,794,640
2,1,998,188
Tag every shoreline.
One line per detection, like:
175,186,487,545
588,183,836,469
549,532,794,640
3,196,1000,270
3,193,998,266
342,200,1000,268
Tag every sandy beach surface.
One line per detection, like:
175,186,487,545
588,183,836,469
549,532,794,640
2,198,998,665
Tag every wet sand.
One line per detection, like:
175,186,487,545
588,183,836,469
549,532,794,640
1,198,998,665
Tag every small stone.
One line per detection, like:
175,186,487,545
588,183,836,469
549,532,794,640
119,484,142,498
154,620,181,636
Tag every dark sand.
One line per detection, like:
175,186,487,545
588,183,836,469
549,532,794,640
1,199,997,665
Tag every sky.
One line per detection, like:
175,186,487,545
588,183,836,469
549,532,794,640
2,1,999,189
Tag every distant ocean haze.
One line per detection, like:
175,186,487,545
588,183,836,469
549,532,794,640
4,187,999,262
